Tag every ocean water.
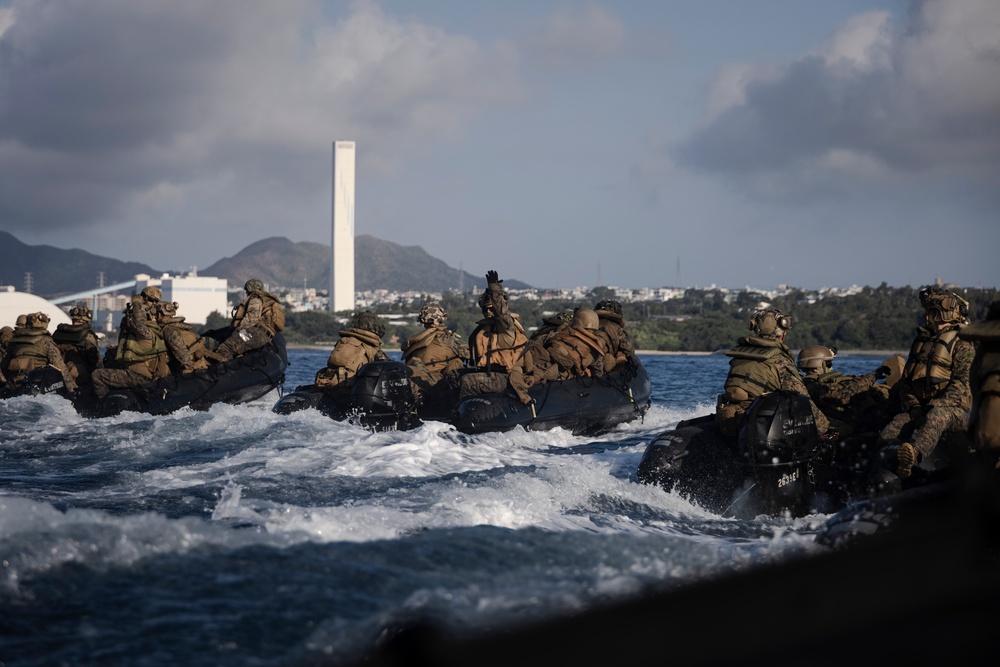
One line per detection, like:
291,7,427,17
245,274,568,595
0,351,890,666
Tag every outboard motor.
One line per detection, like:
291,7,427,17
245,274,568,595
20,367,66,397
737,391,822,516
350,361,419,431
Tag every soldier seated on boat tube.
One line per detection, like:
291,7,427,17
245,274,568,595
314,310,391,395
521,308,611,386
401,301,469,400
91,291,171,400
155,301,214,375
460,270,532,404
715,307,830,440
212,278,285,362
52,305,103,391
594,298,637,373
1,312,78,395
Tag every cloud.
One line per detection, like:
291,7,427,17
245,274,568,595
520,3,626,70
0,0,524,238
672,0,1000,204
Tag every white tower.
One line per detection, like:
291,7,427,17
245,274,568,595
330,141,356,313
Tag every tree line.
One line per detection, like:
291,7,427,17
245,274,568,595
204,283,999,353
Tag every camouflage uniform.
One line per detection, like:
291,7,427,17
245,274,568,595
315,312,391,392
402,325,468,393
467,271,531,404
877,290,976,478
215,280,284,361
803,370,889,435
52,318,103,388
594,299,636,374
958,300,1000,455
158,306,212,374
91,299,168,399
534,309,610,383
1,315,78,393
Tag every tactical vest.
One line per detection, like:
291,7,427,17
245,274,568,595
232,291,285,335
902,325,961,401
315,328,387,388
115,320,168,378
723,336,792,400
162,318,212,370
470,317,528,371
4,328,52,381
546,326,609,377
52,323,92,349
402,326,465,378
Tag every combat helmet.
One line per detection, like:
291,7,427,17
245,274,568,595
749,307,792,340
69,306,93,322
594,299,623,317
571,308,600,331
352,310,386,338
419,302,447,327
244,278,265,294
918,286,968,324
15,314,28,328
543,309,575,327
30,312,50,329
140,286,162,302
158,301,179,318
796,345,837,372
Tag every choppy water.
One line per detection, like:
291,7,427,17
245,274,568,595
0,352,888,666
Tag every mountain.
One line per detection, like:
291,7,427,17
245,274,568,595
0,230,531,297
0,230,160,297
202,235,532,292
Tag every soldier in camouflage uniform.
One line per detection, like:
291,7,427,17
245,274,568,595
314,310,391,394
797,345,892,436
52,306,103,389
528,309,574,344
156,302,213,374
91,293,170,400
714,307,830,439
213,279,285,361
876,287,976,479
1,312,78,394
401,301,468,397
958,299,1000,467
594,298,637,374
464,270,532,404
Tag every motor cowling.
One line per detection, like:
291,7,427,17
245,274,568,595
350,361,419,430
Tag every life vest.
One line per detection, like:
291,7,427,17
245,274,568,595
162,318,212,371
470,316,528,371
902,325,961,401
545,326,609,377
723,336,793,400
115,320,168,378
3,328,52,381
315,327,387,388
52,322,93,349
231,291,285,335
52,323,100,381
402,326,466,378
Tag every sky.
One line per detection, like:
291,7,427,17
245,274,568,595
0,0,998,292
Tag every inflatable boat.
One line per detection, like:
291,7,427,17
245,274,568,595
274,357,652,436
9,334,288,418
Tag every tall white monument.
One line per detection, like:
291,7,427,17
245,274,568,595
330,141,356,313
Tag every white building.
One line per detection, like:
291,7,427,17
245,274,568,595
135,273,228,325
330,140,356,313
0,285,72,329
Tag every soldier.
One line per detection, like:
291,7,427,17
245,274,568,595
401,301,468,396
213,278,285,362
1,312,78,394
876,286,975,479
957,299,1000,465
533,308,611,383
797,345,893,435
91,292,170,400
314,310,391,393
528,309,574,344
466,270,531,403
52,305,103,390
714,307,830,439
156,302,213,374
594,298,637,373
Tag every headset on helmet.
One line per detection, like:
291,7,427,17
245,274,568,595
796,345,837,371
749,308,792,337
244,278,265,294
918,286,968,323
158,301,179,317
69,306,93,322
30,312,50,328
419,302,447,327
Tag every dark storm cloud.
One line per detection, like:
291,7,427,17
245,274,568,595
672,0,1000,201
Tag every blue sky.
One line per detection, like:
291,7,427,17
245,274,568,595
1,0,997,291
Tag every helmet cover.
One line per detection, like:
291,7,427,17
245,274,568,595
749,308,792,338
571,308,600,331
419,302,447,327
30,312,50,329
244,278,265,294
796,345,836,371
69,306,93,322
352,310,386,338
594,299,623,316
140,286,162,302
